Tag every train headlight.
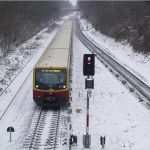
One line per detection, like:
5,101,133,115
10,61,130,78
36,85,39,88
63,85,66,89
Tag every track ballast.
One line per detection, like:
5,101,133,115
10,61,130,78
23,106,70,150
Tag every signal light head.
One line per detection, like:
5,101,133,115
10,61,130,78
87,57,91,64
83,54,95,76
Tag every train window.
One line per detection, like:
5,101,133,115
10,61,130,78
35,69,66,90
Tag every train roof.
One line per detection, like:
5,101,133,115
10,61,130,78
50,21,72,49
36,48,69,68
35,20,72,68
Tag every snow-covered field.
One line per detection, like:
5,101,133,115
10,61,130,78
71,33,150,150
80,19,150,87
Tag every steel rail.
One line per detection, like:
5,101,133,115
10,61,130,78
28,108,44,150
46,110,60,150
76,21,150,102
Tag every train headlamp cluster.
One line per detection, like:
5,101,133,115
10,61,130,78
36,85,39,88
35,84,66,89
58,85,66,89
41,69,62,73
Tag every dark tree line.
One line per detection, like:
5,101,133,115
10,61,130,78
78,1,150,54
0,1,72,56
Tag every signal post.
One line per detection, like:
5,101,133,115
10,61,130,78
83,54,95,149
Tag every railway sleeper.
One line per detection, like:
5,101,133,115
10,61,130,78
29,146,40,149
48,141,55,144
36,128,43,132
50,125,58,128
49,130,56,132
48,134,56,137
31,142,41,145
49,129,57,132
34,135,42,138
37,126,44,130
31,139,41,143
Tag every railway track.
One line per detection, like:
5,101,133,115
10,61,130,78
76,20,150,105
23,107,70,150
23,107,60,150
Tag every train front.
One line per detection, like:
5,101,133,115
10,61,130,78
33,68,69,107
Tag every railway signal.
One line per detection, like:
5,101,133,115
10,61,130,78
83,54,95,76
83,54,95,149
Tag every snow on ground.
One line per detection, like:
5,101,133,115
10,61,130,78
0,73,35,150
71,34,150,150
1,16,150,150
0,21,63,96
0,26,58,120
0,21,64,150
79,18,150,87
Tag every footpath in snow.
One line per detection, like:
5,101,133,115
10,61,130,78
71,33,150,150
80,18,150,87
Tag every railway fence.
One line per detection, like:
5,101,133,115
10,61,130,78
77,20,150,106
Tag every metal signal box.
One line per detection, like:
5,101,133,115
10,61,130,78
83,54,95,76
85,78,94,89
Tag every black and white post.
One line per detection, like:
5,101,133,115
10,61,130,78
7,126,15,143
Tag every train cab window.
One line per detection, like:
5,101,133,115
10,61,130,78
35,69,66,90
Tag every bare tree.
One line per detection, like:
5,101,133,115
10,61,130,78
78,1,150,54
0,1,72,57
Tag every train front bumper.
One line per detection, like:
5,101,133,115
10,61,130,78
33,90,69,107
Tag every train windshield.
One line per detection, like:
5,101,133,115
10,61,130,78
35,69,66,90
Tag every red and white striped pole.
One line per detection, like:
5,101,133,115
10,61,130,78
83,88,91,149
86,90,90,134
